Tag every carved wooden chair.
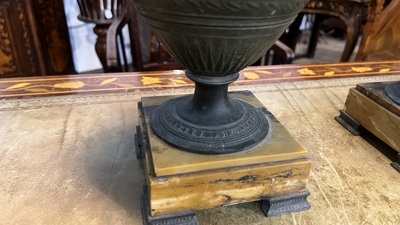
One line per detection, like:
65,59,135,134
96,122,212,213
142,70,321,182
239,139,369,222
284,0,371,62
77,0,127,72
77,0,294,73
77,0,183,72
355,0,400,61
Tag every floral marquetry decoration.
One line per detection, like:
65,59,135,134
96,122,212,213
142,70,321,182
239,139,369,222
244,72,260,80
297,68,316,75
1,61,400,99
379,68,391,73
324,71,335,76
53,81,85,89
100,78,118,85
352,67,373,73
5,83,31,90
141,77,163,85
255,70,273,75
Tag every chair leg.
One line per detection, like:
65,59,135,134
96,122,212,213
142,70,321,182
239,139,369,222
307,14,326,58
119,33,128,72
340,19,360,62
283,13,304,51
94,24,111,72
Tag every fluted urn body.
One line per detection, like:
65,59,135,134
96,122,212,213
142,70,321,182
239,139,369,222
134,0,308,154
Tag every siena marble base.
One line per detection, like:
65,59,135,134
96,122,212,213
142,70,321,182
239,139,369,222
336,82,400,170
136,91,311,218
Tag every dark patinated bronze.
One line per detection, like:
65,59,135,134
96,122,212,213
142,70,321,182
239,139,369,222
261,190,311,217
385,82,400,105
134,0,308,154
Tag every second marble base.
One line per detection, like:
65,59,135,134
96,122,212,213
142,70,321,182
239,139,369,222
335,82,400,172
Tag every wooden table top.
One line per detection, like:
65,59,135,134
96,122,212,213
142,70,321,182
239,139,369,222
1,60,399,99
1,62,400,224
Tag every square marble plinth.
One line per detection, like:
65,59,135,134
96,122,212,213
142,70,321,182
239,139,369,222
137,91,311,217
337,82,400,152
335,82,400,172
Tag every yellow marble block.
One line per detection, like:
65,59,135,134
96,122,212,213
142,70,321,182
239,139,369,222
140,92,308,177
138,91,311,217
144,153,310,216
343,86,400,152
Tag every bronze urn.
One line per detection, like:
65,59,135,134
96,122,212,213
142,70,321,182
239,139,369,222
134,0,308,154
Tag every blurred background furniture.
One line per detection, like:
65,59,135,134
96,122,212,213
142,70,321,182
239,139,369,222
284,0,371,62
254,41,295,66
355,0,400,61
77,0,183,72
77,0,295,73
0,0,74,78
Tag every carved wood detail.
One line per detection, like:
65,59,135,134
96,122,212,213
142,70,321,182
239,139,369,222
301,0,371,62
32,0,72,73
0,1,18,75
16,0,36,74
0,0,74,77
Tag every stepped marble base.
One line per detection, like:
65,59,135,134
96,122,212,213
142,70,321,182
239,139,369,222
136,91,311,223
335,82,400,172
